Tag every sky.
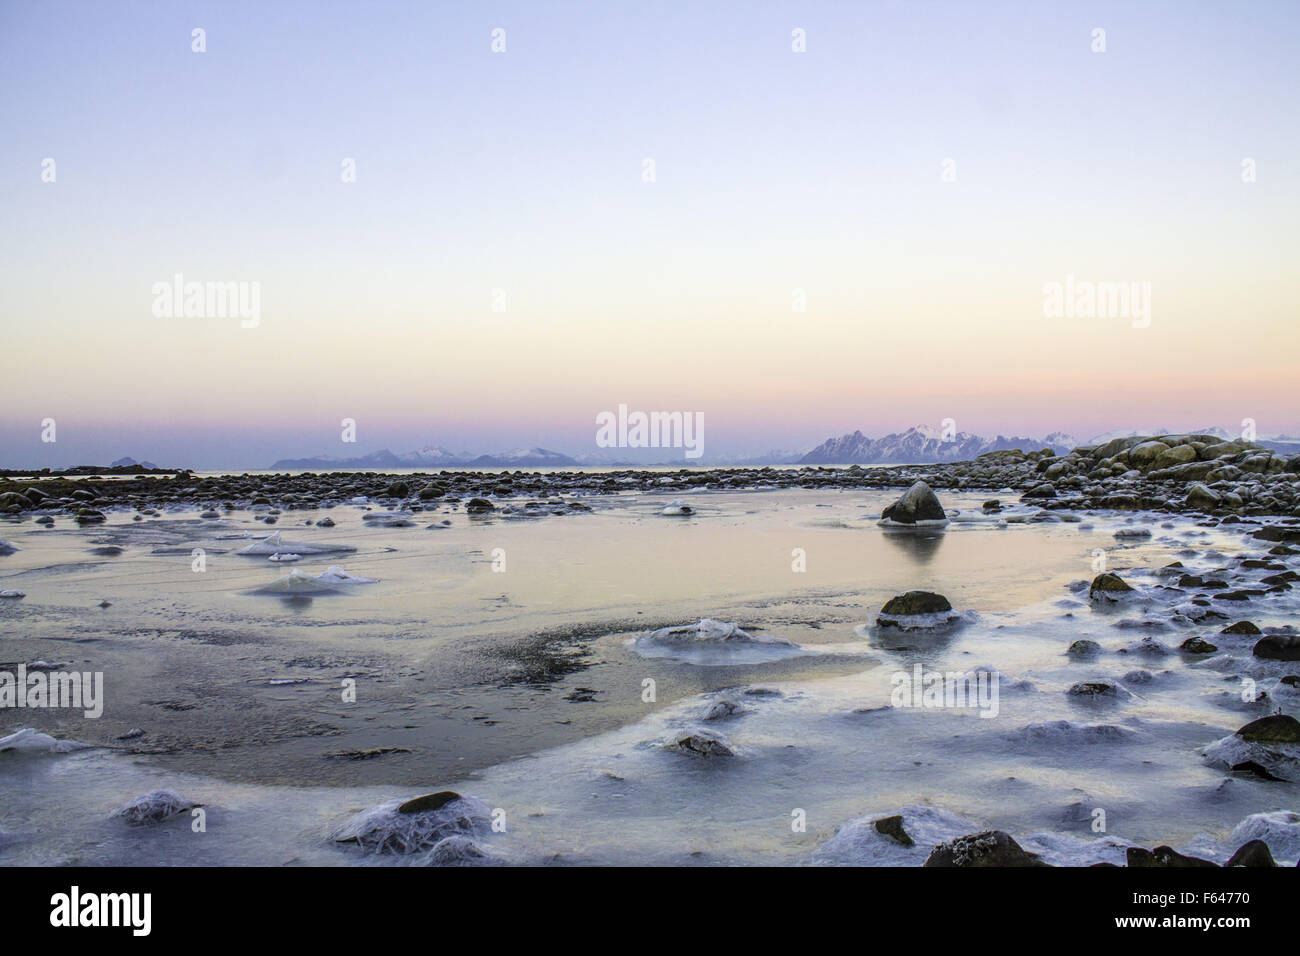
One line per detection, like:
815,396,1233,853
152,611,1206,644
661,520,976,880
1,0,1297,469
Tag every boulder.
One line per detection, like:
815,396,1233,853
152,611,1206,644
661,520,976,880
1236,714,1300,744
1089,572,1133,599
880,591,952,616
880,481,948,525
1254,635,1300,661
1225,840,1277,867
1128,441,1171,470
1126,846,1218,867
1186,483,1221,510
924,830,1048,867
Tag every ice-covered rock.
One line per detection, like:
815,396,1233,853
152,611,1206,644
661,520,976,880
116,790,197,825
254,569,339,595
314,566,378,585
0,728,88,753
660,499,694,516
332,792,492,855
0,540,20,556
633,619,802,665
236,531,355,556
1229,811,1300,864
875,591,960,630
665,728,736,757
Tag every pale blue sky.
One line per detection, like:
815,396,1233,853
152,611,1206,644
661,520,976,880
2,1,1297,468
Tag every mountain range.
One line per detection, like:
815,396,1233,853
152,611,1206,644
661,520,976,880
797,426,1077,465
270,447,579,470
259,425,1300,471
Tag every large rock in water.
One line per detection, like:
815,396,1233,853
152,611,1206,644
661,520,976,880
880,591,952,616
1236,714,1300,744
1253,635,1300,661
924,831,1048,867
880,481,948,526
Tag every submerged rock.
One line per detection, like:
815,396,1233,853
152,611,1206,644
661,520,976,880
924,830,1048,867
879,481,948,527
660,498,694,516
466,497,495,514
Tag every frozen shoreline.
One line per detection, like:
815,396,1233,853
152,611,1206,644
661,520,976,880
1,487,1298,866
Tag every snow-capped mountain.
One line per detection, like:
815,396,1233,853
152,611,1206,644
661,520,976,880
798,427,1076,465
271,446,578,470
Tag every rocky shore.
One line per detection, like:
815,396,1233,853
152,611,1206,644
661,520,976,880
2,433,1298,520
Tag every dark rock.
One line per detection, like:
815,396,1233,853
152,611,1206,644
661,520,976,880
1254,635,1300,661
873,815,914,846
924,830,1048,867
880,481,947,524
1089,572,1133,599
1126,846,1218,867
1225,840,1277,867
1232,760,1285,781
1222,621,1261,635
1179,637,1218,654
1235,714,1300,743
466,497,495,514
397,791,461,815
879,591,952,616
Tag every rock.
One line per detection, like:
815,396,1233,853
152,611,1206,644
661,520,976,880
924,830,1048,867
668,730,735,757
1225,840,1277,867
1021,483,1056,499
1222,621,1261,635
1153,444,1198,470
1179,637,1218,654
1067,639,1103,658
1236,714,1300,744
385,481,410,498
880,591,952,616
116,789,197,825
1128,441,1171,470
316,516,335,527
1186,483,1222,510
397,791,462,814
880,481,948,525
1254,635,1300,661
1068,681,1120,697
1089,572,1133,599
466,497,495,514
1232,760,1285,781
873,815,914,846
1126,846,1218,867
